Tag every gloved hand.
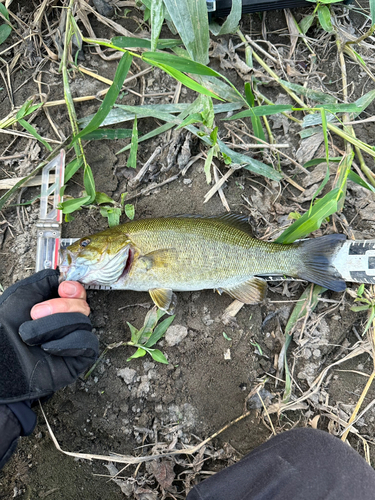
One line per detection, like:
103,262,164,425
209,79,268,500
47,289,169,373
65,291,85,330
0,269,99,404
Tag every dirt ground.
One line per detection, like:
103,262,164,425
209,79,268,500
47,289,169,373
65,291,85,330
1,1,375,499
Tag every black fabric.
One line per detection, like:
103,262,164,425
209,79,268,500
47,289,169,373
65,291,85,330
187,428,375,500
7,402,37,436
0,405,22,470
0,269,99,404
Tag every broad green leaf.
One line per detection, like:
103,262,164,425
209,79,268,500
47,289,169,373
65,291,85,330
151,0,164,52
125,204,135,219
226,104,293,120
72,52,133,143
18,119,52,151
348,170,375,193
0,23,11,45
127,321,140,343
127,347,146,361
163,0,209,64
111,36,181,49
317,5,333,32
357,283,365,297
59,195,91,214
96,192,115,204
299,14,315,34
83,165,96,202
100,206,121,227
145,315,176,347
204,147,214,183
82,128,132,140
65,157,83,183
281,80,336,103
127,116,138,169
209,0,241,35
142,51,220,77
276,188,342,244
218,139,282,181
0,4,10,20
150,349,169,364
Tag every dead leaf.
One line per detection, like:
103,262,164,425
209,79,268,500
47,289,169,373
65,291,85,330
149,459,175,491
296,133,324,166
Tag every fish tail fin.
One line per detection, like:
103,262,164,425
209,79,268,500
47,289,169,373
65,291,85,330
297,234,347,292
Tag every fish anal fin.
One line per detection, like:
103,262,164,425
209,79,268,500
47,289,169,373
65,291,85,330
223,277,267,304
139,248,178,270
149,288,177,315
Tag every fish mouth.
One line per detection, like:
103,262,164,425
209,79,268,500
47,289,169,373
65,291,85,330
59,245,133,286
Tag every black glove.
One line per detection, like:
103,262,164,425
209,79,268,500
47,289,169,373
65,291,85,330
0,269,99,404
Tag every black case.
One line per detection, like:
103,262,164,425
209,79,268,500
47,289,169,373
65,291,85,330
211,0,312,15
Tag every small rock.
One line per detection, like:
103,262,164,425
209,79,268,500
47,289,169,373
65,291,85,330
165,325,188,346
224,348,231,360
117,367,136,384
92,0,114,17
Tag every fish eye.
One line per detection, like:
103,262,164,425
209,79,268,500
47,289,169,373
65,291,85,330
80,238,91,248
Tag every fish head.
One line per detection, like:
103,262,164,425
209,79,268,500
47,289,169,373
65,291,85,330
59,233,133,286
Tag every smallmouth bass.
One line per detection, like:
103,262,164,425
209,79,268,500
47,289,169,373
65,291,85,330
59,214,346,313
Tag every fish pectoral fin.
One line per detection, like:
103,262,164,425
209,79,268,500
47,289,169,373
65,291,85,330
223,277,267,304
149,288,177,315
139,248,178,270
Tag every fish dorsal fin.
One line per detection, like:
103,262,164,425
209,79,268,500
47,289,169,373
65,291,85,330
138,248,178,270
149,288,177,314
223,277,267,304
174,213,253,236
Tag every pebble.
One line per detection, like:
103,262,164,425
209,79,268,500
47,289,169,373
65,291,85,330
117,367,136,384
165,325,188,346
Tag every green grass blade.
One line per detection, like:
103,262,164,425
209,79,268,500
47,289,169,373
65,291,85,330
163,0,209,64
72,52,133,143
151,0,164,51
226,104,293,120
348,171,375,193
82,128,132,140
276,188,342,244
83,165,96,203
142,51,220,77
303,157,341,168
18,119,52,151
151,61,222,99
65,157,83,183
218,139,282,181
127,116,138,169
209,0,241,35
281,80,336,103
244,82,266,142
370,0,375,24
111,36,181,49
